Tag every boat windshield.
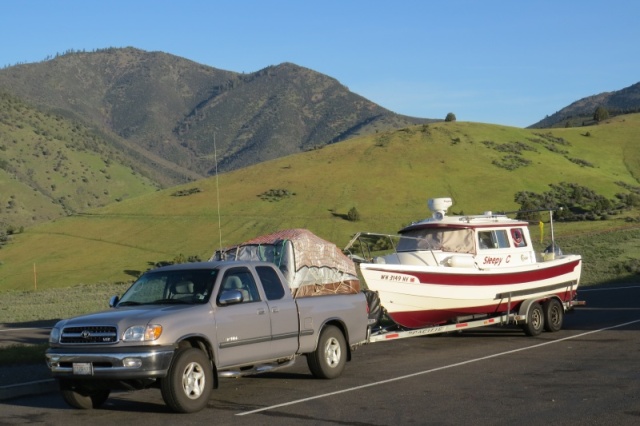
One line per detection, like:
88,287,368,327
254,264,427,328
397,228,476,254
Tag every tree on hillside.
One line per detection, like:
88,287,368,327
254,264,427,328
347,207,361,222
445,112,457,122
593,106,609,122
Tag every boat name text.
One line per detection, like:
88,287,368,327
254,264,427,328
482,255,510,266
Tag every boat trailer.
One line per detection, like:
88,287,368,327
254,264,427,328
367,297,585,343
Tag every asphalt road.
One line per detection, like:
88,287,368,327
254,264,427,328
1,283,639,425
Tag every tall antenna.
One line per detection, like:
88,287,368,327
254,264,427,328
214,130,223,253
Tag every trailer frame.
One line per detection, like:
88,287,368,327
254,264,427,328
367,295,585,343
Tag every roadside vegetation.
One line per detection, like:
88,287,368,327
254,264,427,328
0,282,131,324
0,343,47,365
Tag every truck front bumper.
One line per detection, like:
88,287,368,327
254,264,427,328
46,345,175,379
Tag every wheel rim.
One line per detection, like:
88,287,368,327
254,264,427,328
182,361,206,399
549,305,561,326
324,337,342,368
531,308,542,329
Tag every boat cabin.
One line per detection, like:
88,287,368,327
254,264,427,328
371,198,539,269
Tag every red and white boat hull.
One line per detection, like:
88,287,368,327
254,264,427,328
360,255,582,329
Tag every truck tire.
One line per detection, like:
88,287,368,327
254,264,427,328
307,325,346,379
521,301,545,336
59,381,110,409
160,347,213,413
543,298,564,332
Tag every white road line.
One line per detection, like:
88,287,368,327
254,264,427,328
237,318,640,416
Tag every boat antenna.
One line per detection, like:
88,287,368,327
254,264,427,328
214,130,223,254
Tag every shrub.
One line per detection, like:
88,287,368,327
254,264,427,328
347,207,361,222
594,106,609,122
172,187,201,197
258,188,295,201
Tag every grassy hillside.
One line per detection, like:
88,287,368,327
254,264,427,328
0,92,159,229
1,116,640,296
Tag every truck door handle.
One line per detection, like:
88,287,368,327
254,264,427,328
257,308,266,315
271,307,279,313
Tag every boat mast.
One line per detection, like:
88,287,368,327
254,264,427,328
549,209,555,255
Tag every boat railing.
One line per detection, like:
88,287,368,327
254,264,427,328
344,232,441,266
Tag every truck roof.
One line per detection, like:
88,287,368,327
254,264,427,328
150,260,277,273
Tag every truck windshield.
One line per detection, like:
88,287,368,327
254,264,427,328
118,269,218,306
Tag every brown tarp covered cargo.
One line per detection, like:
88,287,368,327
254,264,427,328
211,229,360,297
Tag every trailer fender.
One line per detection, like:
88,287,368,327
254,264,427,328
517,298,541,324
517,295,562,324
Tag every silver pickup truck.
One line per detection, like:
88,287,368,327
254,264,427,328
46,261,369,413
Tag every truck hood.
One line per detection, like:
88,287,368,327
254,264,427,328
53,304,211,330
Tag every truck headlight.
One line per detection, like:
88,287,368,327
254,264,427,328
122,324,163,342
49,327,60,344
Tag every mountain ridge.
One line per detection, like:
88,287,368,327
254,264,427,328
0,47,433,180
529,81,640,128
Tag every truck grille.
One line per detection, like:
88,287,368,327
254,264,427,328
60,326,118,344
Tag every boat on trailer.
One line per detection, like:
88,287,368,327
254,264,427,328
345,197,583,335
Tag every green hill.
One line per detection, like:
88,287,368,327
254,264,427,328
0,92,159,228
1,115,640,294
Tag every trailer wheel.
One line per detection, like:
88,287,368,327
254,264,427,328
59,381,110,409
543,298,564,332
307,325,346,379
160,347,213,413
522,301,544,336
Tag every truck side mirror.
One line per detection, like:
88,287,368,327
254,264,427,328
218,290,243,306
109,295,120,308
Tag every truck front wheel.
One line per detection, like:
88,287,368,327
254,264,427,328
307,325,347,379
161,347,213,413
59,381,110,409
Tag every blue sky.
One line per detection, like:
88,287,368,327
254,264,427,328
1,0,638,127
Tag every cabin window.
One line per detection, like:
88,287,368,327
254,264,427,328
478,230,510,249
397,228,475,254
510,228,527,247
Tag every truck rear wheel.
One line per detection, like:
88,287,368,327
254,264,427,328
59,381,110,409
160,347,213,413
522,301,545,336
543,298,564,332
307,325,346,379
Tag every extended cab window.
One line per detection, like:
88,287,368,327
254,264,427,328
256,266,286,300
